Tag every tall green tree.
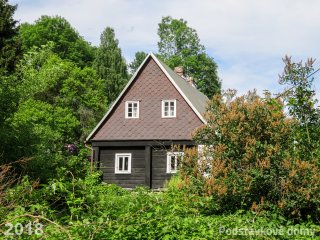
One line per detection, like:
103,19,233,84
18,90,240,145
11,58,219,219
0,74,19,164
94,27,128,103
158,16,220,98
0,0,21,164
19,15,95,67
18,43,107,140
279,56,320,161
4,44,107,180
0,0,21,72
129,51,148,75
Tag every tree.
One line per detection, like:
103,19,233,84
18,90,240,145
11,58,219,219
1,43,107,180
129,51,148,75
11,99,80,180
0,0,21,72
0,0,21,164
19,16,95,67
279,56,320,161
0,74,18,126
0,74,20,164
94,27,128,103
157,16,220,98
18,43,107,140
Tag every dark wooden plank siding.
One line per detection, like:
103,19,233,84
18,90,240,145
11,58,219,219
99,147,145,188
151,148,172,189
145,146,151,188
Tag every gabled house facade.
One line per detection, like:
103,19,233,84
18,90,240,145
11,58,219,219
86,53,208,189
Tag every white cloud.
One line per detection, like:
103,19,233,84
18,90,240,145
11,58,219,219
11,0,320,95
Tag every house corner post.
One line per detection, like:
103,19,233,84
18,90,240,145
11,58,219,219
145,146,151,188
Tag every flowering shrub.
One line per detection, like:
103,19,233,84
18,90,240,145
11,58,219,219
180,91,320,221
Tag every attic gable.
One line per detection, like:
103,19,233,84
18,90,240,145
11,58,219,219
86,53,208,142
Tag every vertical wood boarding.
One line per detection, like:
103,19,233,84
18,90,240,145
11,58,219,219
99,146,145,188
145,146,151,188
95,143,195,189
151,147,172,189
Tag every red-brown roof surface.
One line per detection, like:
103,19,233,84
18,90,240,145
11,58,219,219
91,57,204,141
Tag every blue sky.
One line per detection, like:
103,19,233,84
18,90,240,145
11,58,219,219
11,0,320,96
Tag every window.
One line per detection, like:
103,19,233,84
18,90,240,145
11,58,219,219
162,100,176,118
115,153,132,174
166,152,183,173
125,101,139,118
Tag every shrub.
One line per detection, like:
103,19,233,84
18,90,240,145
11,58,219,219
180,91,320,221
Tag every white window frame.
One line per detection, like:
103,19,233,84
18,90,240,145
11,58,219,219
166,152,183,174
162,100,176,118
125,101,139,119
115,153,132,174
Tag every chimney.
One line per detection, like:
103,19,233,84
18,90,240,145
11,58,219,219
174,66,184,77
187,77,195,87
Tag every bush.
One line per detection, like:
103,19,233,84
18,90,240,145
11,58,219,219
180,91,320,221
1,175,318,239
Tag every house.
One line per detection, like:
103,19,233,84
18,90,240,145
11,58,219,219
86,53,208,189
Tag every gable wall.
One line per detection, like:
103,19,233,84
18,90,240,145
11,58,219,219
92,58,203,140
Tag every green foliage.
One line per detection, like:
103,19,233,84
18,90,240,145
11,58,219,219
279,56,320,161
19,15,95,67
0,43,107,179
12,99,79,148
18,43,107,140
181,90,320,221
0,168,318,239
158,16,220,98
128,51,148,75
0,0,21,72
94,27,128,103
10,99,79,180
1,8,319,239
0,73,18,125
158,16,203,59
0,73,20,164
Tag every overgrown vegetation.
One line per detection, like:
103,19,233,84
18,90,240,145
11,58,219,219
0,0,319,239
0,165,319,239
180,90,320,222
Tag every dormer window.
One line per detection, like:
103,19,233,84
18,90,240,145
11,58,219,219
125,101,139,118
162,100,176,118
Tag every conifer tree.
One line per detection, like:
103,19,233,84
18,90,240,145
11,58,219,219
0,0,21,72
94,27,128,103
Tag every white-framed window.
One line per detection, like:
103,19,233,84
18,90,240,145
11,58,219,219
162,100,176,118
125,101,139,118
115,153,132,174
166,152,183,173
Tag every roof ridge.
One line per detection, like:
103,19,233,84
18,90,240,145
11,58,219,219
150,53,208,121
